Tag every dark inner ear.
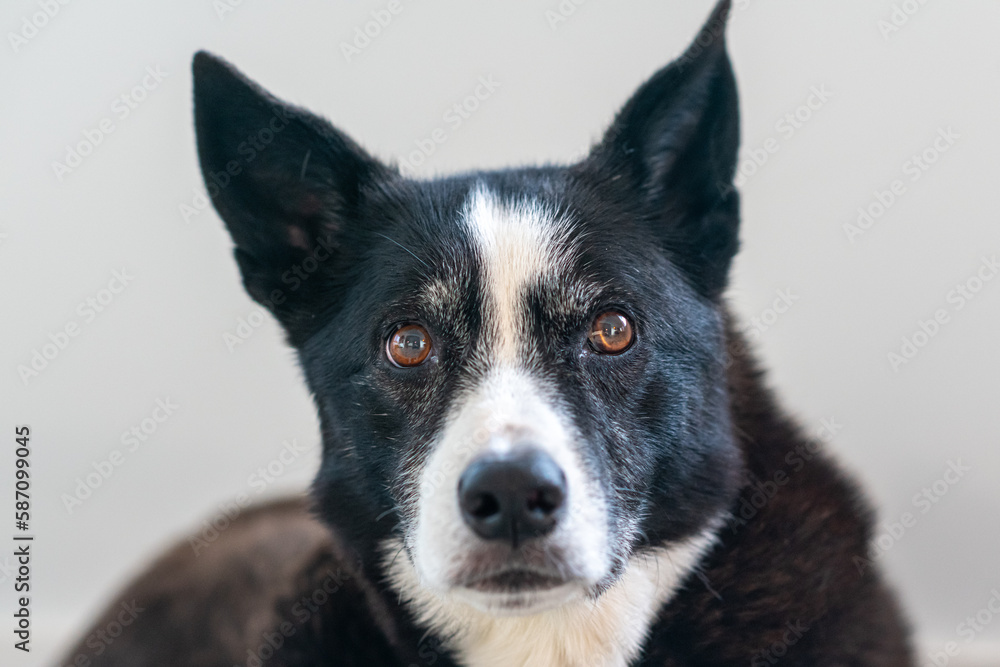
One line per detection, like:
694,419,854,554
192,51,392,334
582,0,740,299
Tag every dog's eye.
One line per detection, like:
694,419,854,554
387,324,432,367
588,311,634,354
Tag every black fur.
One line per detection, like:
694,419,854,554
62,2,913,665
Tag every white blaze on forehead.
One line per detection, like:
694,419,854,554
462,185,575,363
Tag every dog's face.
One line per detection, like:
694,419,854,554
194,1,742,616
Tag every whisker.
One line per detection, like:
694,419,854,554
374,232,432,270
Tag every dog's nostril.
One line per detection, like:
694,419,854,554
525,487,563,515
468,492,501,519
458,448,567,544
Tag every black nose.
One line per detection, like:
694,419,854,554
458,449,567,544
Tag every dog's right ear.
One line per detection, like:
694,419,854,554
579,0,739,300
192,51,392,336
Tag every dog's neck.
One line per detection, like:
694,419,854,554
382,525,721,667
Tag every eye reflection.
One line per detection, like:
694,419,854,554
588,311,634,354
387,324,432,367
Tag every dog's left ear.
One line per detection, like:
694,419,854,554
192,51,394,339
582,0,739,299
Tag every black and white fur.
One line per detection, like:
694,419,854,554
63,2,913,665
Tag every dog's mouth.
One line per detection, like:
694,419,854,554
452,567,583,614
461,568,568,594
442,539,598,614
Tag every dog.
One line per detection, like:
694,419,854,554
62,2,913,665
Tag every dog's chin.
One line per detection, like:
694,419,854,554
450,578,586,616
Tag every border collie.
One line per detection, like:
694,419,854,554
64,1,913,665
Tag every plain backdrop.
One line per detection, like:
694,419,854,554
2,1,999,665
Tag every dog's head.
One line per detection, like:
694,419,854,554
194,0,742,617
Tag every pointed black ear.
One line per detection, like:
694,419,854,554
584,0,739,299
192,51,393,333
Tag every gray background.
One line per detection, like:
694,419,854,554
1,1,998,665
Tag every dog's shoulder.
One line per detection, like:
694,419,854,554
639,333,913,665
61,498,433,667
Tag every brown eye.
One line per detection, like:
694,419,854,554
387,324,432,367
588,311,634,354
